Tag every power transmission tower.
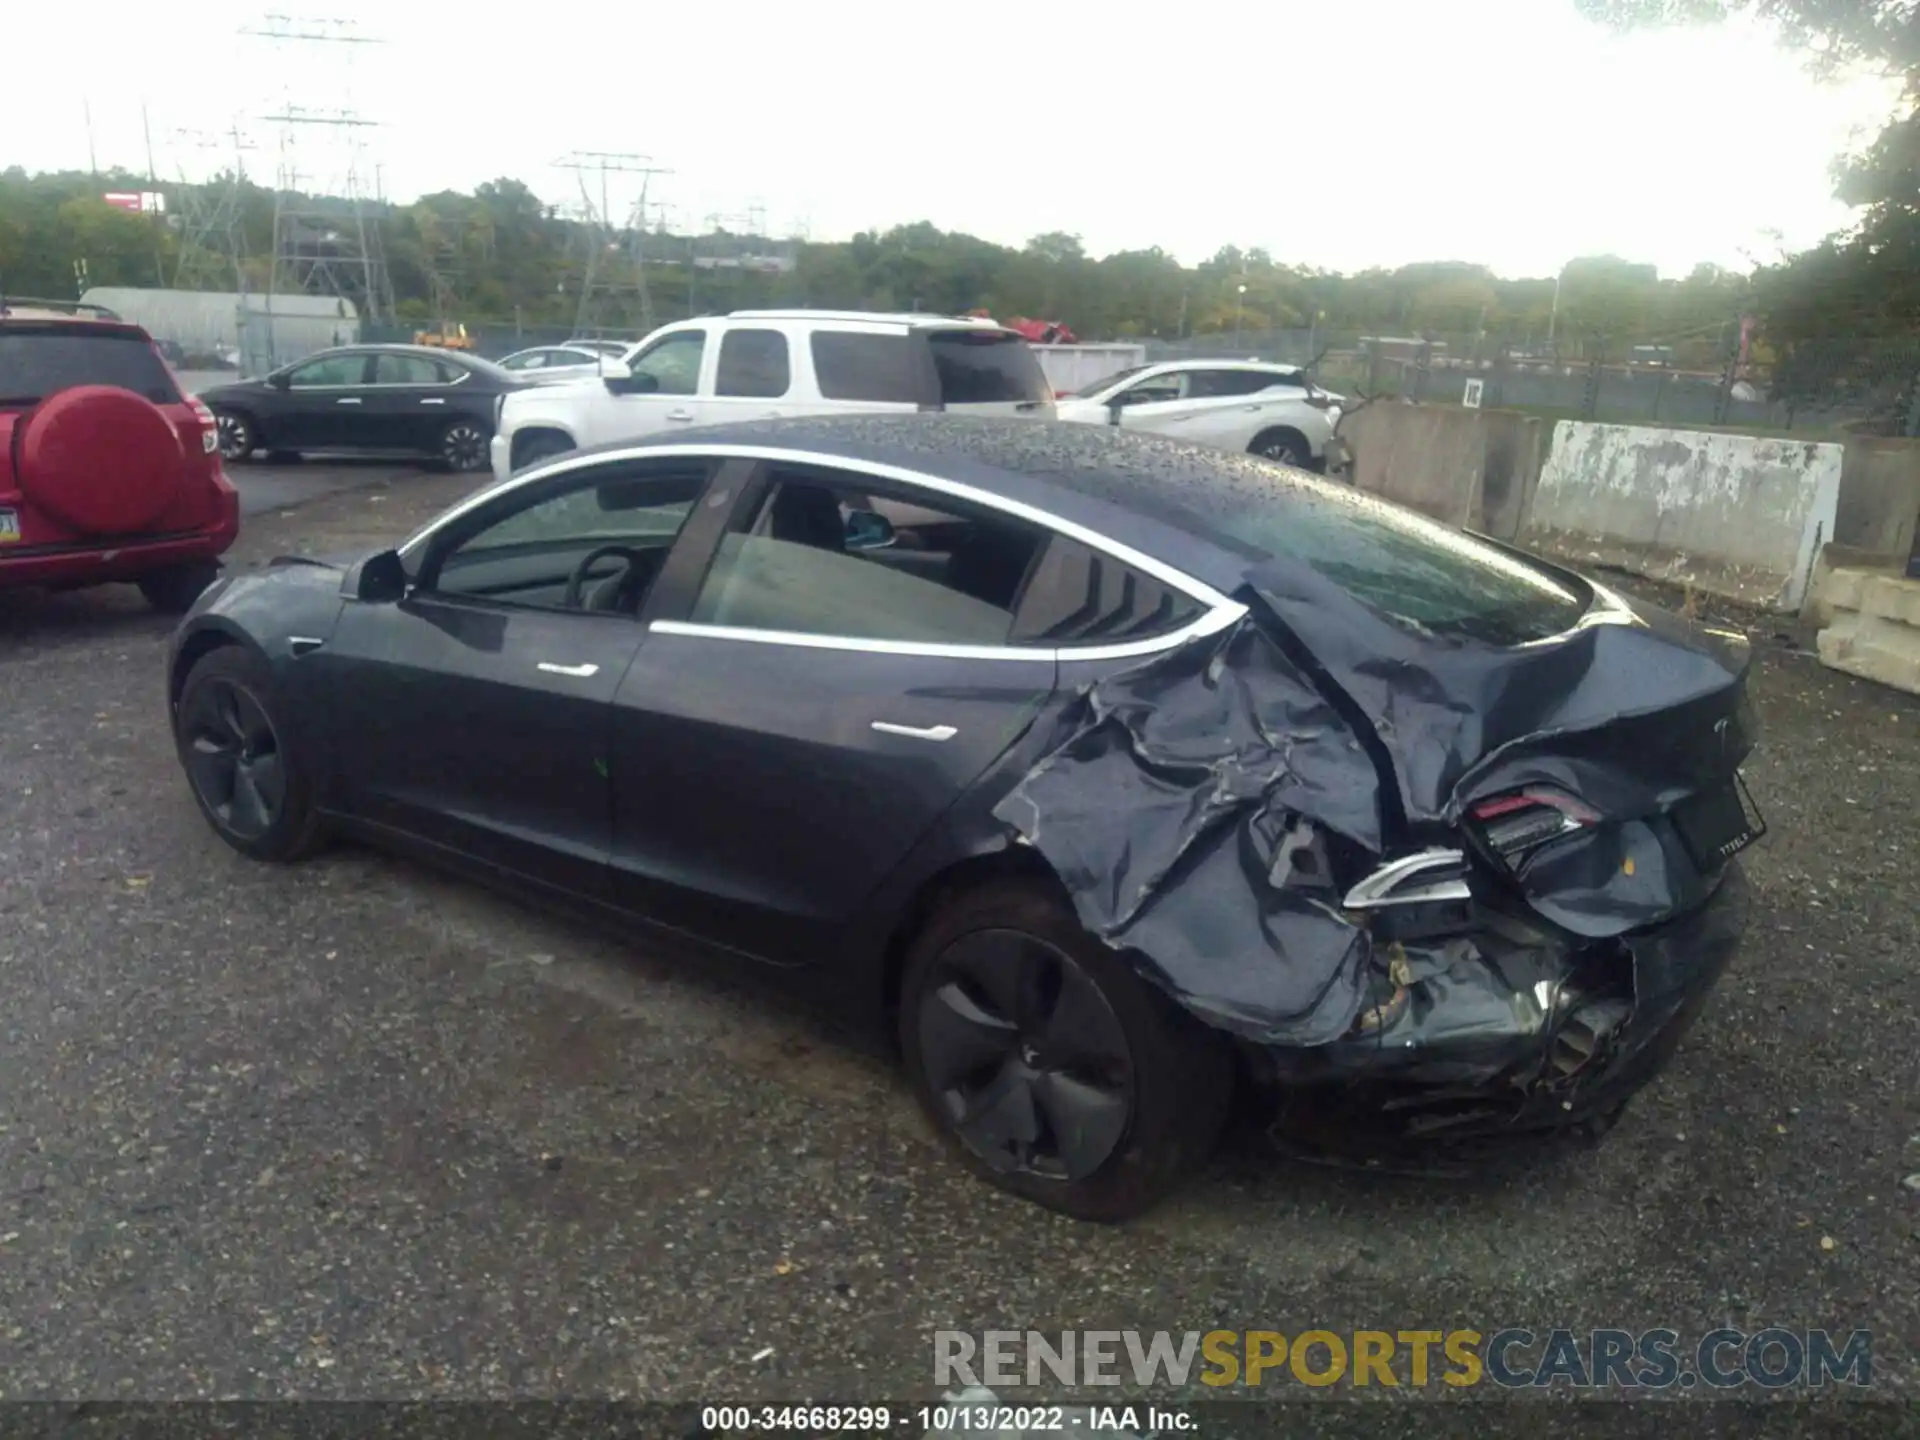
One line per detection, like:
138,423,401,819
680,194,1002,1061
555,152,672,338
167,125,257,292
244,11,393,346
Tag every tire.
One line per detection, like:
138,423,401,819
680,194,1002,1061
513,432,574,473
213,409,256,463
899,878,1233,1222
1249,429,1312,468
172,645,326,863
138,561,220,614
438,418,491,473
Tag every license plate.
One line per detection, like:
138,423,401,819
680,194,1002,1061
1672,774,1765,867
0,509,18,543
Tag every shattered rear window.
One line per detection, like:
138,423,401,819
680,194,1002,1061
1202,478,1590,645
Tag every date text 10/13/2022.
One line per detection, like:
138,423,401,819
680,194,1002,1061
698,1407,1194,1434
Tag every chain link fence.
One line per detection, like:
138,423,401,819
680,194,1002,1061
1139,328,1920,438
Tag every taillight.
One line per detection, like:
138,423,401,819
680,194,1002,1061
186,396,219,453
1469,789,1598,866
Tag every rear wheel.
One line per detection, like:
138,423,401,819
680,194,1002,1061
438,419,490,472
173,646,326,862
213,409,255,463
1249,428,1312,468
138,561,220,614
899,879,1233,1222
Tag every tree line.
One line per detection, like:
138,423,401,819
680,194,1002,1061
1,166,1755,364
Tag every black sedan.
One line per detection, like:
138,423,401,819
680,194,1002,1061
199,344,527,472
163,416,1761,1220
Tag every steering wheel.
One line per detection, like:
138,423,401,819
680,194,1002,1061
563,544,647,611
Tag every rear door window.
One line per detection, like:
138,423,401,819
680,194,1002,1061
926,330,1051,405
690,467,1046,646
809,332,923,403
372,353,455,385
715,329,792,399
1191,369,1294,398
0,326,180,405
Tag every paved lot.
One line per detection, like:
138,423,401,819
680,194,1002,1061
1,467,1915,1420
228,458,430,519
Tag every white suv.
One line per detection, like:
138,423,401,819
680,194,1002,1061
1054,359,1344,471
490,310,1055,480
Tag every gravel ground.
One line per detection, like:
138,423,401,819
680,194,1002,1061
0,468,1915,1424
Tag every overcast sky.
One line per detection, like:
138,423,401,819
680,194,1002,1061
4,1,1900,279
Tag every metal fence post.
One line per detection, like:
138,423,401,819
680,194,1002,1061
1412,340,1431,403
1582,346,1603,423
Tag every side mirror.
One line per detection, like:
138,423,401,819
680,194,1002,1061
844,508,896,551
1105,397,1126,427
347,549,408,603
268,371,292,390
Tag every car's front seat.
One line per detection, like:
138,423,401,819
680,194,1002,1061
768,484,845,553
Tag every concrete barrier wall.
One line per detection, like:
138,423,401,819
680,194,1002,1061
1341,403,1546,541
1834,437,1920,565
1814,566,1920,695
1522,422,1843,613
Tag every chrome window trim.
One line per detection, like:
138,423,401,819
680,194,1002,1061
403,444,1232,600
398,442,1249,661
649,599,1242,664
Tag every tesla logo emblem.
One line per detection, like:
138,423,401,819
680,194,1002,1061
1713,717,1730,751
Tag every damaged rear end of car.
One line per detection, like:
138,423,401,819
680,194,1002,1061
993,464,1762,1157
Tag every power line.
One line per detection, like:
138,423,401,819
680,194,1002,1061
245,9,393,360
166,124,258,293
554,151,673,337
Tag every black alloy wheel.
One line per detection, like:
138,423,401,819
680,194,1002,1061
918,929,1135,1182
173,647,325,862
440,420,490,472
900,879,1233,1221
181,675,285,841
214,410,254,462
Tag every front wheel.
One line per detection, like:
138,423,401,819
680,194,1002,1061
173,645,326,863
438,419,491,473
899,879,1233,1222
513,432,575,473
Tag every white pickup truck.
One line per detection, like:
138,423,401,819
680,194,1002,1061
1053,359,1344,471
490,309,1055,480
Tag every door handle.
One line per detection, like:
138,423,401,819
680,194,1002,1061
420,397,446,405
537,661,600,677
666,408,695,422
336,397,362,405
870,721,957,742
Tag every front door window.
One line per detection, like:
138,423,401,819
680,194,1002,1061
629,331,706,395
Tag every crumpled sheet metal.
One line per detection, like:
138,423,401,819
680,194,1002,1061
994,560,1757,1050
1243,559,1754,827
992,615,1382,1048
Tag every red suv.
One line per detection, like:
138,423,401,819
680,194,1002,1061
1,299,239,612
